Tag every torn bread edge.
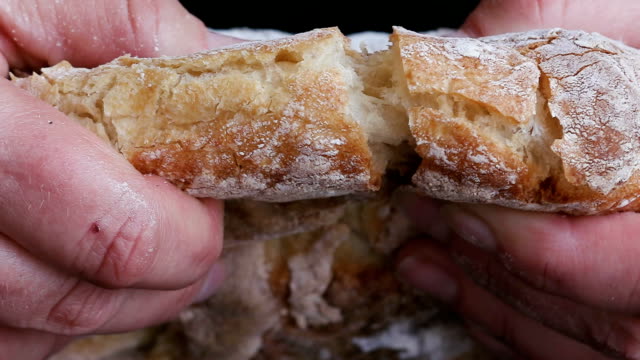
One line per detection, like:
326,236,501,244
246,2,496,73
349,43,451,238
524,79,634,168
14,27,640,214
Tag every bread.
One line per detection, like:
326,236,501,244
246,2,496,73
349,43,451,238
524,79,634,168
392,28,640,214
15,27,640,214
15,28,407,202
19,26,640,360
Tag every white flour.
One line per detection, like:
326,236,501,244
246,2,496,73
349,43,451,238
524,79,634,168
214,27,457,53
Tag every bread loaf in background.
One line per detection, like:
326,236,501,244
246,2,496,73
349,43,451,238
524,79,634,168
52,192,482,360
18,26,640,360
14,27,640,214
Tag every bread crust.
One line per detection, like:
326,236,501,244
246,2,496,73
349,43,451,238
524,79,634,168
14,28,379,202
396,28,640,214
16,27,640,214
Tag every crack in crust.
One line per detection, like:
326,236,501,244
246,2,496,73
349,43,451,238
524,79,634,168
15,27,640,213
402,28,640,214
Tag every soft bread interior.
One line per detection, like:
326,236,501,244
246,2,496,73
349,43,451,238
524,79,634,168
351,47,418,179
340,44,411,178
383,28,565,204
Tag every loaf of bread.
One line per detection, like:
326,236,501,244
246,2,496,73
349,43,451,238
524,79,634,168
14,27,640,214
19,26,640,360
15,28,402,202
393,28,640,214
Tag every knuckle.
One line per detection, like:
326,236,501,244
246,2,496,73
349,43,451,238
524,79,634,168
46,281,115,335
522,257,568,293
452,249,491,287
529,0,567,23
625,275,640,311
83,212,159,288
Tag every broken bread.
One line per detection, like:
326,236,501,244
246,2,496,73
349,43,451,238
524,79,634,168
14,27,640,214
14,28,406,202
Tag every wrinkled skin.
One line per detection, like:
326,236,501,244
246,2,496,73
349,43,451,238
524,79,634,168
398,1,640,359
0,1,240,358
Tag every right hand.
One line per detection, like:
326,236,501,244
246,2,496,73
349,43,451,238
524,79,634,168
398,1,640,359
0,1,239,358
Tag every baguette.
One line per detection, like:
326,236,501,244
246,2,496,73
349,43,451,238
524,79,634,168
394,28,640,214
14,27,640,214
23,27,640,360
14,28,406,202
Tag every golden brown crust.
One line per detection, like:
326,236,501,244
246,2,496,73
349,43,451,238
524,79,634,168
396,28,640,214
15,27,640,213
14,28,379,202
496,29,640,212
393,27,540,124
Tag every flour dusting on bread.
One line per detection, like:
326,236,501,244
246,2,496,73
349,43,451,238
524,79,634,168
14,27,640,214
389,28,640,214
14,28,405,202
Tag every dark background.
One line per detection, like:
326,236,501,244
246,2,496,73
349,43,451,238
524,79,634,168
179,1,482,34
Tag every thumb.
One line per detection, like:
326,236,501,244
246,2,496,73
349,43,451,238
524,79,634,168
436,203,640,313
461,0,640,47
0,0,240,72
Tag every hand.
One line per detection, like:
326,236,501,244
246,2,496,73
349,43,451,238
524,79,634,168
397,1,640,359
0,1,239,358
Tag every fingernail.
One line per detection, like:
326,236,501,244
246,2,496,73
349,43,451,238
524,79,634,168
194,262,225,303
397,257,458,303
442,205,496,251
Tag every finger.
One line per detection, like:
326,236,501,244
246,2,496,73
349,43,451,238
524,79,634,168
0,326,70,360
0,79,223,290
0,0,243,73
397,240,610,360
0,232,223,335
432,203,640,314
43,272,218,335
450,234,640,359
465,321,518,360
461,0,640,47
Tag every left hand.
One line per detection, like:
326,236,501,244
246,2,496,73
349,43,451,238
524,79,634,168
0,1,240,358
